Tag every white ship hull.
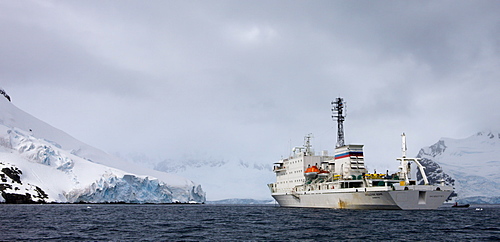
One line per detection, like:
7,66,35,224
269,98,454,210
272,187,452,210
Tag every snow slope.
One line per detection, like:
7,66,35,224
0,93,205,203
416,131,500,204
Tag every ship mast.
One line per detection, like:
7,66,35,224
331,97,346,148
402,132,407,158
304,133,314,156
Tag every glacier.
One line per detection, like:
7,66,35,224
125,154,275,201
0,91,205,203
416,131,500,204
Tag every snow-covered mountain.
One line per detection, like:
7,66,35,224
416,131,500,204
0,90,205,203
124,155,275,201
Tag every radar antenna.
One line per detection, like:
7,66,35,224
304,133,314,156
331,97,346,147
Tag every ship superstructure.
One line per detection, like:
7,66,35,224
268,98,453,210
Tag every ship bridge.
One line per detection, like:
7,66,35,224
333,144,367,179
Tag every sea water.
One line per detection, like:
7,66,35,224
1,204,499,241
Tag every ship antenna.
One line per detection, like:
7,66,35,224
331,97,346,148
304,133,314,156
402,132,407,158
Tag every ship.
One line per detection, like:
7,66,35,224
267,97,453,210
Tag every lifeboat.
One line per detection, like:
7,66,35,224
318,170,330,178
304,166,319,178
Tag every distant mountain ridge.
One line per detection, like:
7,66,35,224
417,131,500,204
126,154,275,201
154,158,227,173
0,92,205,203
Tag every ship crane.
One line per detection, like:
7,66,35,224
397,133,429,185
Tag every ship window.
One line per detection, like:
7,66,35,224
342,182,363,188
351,182,363,188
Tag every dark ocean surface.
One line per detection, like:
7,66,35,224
1,204,499,241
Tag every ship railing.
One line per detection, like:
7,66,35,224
363,173,400,180
294,185,305,192
391,184,431,191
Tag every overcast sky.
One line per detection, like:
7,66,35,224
1,0,499,171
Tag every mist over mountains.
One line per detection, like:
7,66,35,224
123,154,274,201
1,88,499,204
127,131,500,204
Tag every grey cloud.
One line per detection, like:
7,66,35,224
1,0,499,171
